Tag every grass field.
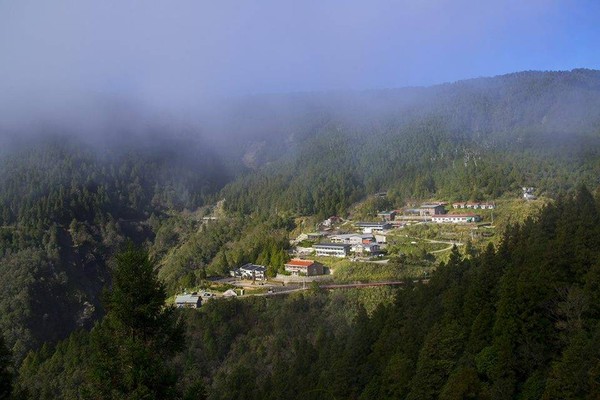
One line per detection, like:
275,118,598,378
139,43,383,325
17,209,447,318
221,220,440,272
387,196,550,254
331,260,433,283
386,234,452,255
289,196,551,283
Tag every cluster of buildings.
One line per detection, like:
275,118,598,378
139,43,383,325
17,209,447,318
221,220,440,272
306,200,493,259
321,200,494,230
228,259,326,279
377,200,489,224
174,288,242,307
175,290,222,308
223,197,500,282
312,231,384,257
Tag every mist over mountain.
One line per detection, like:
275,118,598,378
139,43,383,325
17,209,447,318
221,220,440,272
2,0,600,397
2,68,599,169
199,70,599,218
0,69,599,398
188,68,600,168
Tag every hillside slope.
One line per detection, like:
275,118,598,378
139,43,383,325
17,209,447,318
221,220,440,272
1,68,600,361
0,135,229,360
220,70,600,217
15,188,600,399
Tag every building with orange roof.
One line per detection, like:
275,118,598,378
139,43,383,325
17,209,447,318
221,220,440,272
284,259,324,276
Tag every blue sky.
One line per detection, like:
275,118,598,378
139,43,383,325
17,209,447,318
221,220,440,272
1,0,599,112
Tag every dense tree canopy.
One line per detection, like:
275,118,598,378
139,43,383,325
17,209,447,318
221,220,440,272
86,245,185,399
16,245,185,400
0,335,12,400
15,188,600,399
2,69,600,398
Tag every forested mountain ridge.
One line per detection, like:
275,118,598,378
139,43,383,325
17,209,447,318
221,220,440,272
220,70,600,218
0,68,599,367
216,68,600,152
0,135,230,361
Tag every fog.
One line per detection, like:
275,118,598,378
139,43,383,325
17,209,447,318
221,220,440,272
0,0,599,137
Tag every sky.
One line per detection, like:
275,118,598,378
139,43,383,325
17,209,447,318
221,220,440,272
1,0,599,117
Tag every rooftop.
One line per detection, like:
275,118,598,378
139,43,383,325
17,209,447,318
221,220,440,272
286,259,316,267
175,294,201,303
314,243,350,248
420,203,445,208
433,213,479,218
330,233,374,240
240,263,267,272
355,222,391,227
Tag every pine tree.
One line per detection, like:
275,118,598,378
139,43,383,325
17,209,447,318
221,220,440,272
85,244,185,399
0,334,12,400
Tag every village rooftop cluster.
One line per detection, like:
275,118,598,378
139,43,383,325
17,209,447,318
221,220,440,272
230,199,499,280
179,189,537,304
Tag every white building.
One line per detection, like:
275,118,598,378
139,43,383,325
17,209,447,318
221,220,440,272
329,233,374,245
522,187,537,200
374,233,387,243
238,263,267,280
313,243,350,257
452,202,496,210
351,242,380,254
432,214,481,223
354,222,391,234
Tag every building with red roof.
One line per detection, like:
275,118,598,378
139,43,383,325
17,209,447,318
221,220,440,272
284,259,324,276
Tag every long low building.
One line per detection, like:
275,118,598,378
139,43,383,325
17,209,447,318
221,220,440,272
432,214,481,223
329,233,374,245
175,294,202,308
452,202,496,210
313,243,351,257
354,222,391,233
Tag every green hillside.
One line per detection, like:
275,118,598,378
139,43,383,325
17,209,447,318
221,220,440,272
0,69,600,398
14,187,600,399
